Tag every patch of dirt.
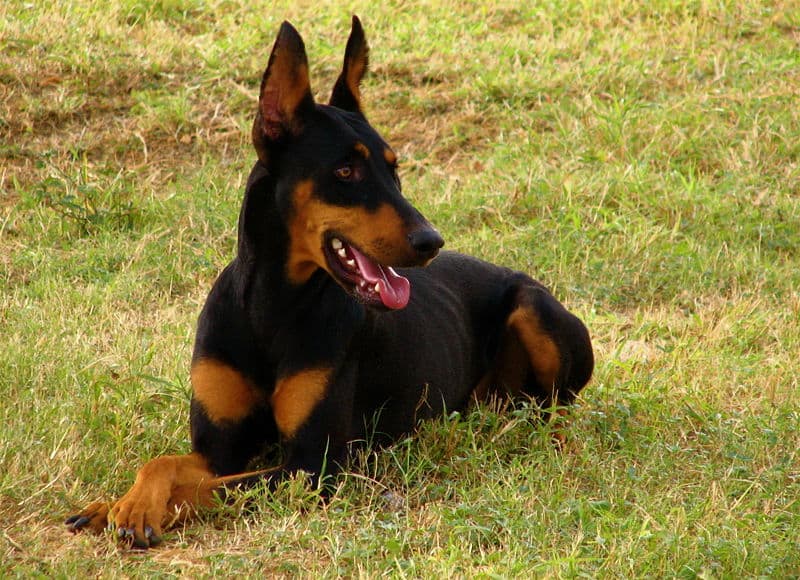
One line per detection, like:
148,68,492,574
0,58,248,194
367,65,501,173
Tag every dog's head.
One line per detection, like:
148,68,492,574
251,16,443,310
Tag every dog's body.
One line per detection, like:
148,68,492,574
66,17,593,548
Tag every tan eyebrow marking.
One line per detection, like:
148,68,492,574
354,142,370,159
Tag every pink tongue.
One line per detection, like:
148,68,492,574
349,246,411,309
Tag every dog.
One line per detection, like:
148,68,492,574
65,16,593,548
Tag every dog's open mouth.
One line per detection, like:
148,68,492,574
323,235,411,310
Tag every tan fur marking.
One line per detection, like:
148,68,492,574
80,453,286,544
75,453,288,544
383,148,397,166
286,180,319,282
286,179,412,284
107,453,217,543
192,359,263,423
354,141,370,159
271,368,332,438
507,307,561,391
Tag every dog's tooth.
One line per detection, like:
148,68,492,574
359,280,366,288
346,259,356,268
338,248,347,258
331,238,343,250
374,283,381,293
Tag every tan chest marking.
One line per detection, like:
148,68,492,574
271,368,332,439
191,359,263,423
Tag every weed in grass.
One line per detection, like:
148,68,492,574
29,157,138,237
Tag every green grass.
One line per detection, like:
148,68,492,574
2,0,799,576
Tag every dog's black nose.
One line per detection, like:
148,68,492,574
408,228,444,261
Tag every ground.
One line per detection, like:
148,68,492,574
1,0,798,576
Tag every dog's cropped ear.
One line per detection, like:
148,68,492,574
329,15,369,114
253,21,315,164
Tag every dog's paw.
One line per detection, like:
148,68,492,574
64,501,111,534
112,522,163,549
107,487,169,549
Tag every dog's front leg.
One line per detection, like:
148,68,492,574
66,452,219,548
206,363,356,496
267,363,356,487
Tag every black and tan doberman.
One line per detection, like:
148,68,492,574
66,16,593,548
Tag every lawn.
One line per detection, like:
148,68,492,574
1,0,798,576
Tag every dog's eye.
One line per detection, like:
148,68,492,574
334,165,354,181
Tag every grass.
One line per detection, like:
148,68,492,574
1,0,799,576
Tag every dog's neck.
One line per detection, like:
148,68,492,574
236,163,283,267
233,162,331,313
